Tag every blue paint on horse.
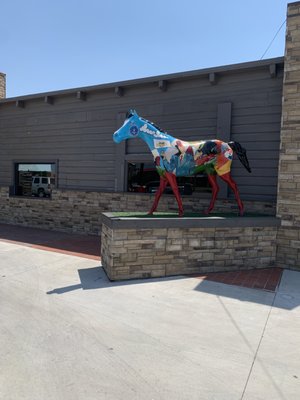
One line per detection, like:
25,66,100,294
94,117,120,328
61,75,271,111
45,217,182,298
113,110,210,177
113,110,172,149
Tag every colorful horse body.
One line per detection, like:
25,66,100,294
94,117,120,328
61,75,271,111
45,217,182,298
113,110,251,216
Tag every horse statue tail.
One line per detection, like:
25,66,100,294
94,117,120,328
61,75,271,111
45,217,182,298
228,141,252,173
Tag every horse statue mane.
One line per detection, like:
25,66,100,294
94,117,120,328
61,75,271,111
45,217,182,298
113,109,251,216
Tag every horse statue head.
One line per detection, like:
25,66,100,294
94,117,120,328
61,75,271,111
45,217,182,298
113,110,142,143
113,109,169,146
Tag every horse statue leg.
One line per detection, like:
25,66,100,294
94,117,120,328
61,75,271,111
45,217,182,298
148,176,168,215
219,172,244,216
148,173,184,217
204,174,219,214
165,172,184,217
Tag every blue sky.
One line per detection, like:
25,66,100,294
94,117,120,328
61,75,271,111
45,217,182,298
1,0,290,98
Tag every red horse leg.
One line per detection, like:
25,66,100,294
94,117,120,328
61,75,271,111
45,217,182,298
148,176,168,215
204,174,219,214
165,172,184,217
220,172,244,216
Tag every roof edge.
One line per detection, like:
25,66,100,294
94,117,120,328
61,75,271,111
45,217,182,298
0,56,284,104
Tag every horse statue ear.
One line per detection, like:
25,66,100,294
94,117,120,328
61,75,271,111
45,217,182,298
126,109,138,119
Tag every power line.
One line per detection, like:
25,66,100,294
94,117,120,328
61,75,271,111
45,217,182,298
260,19,287,60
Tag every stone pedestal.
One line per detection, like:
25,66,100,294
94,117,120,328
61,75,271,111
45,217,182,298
101,213,280,281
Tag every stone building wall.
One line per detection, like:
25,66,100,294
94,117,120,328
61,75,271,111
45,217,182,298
277,1,300,269
0,73,6,99
0,186,275,235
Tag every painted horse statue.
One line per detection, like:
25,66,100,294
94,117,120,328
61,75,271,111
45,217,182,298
113,110,251,216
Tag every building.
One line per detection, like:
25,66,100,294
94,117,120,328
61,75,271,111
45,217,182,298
0,59,284,226
0,2,300,270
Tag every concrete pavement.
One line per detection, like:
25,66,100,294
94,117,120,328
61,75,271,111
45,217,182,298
0,239,299,400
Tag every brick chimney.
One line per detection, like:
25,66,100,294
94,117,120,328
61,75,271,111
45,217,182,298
0,72,6,99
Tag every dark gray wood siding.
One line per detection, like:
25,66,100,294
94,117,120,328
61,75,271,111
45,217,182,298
0,59,283,200
124,67,283,201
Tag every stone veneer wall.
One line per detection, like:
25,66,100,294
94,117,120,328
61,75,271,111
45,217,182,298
0,73,5,99
101,220,279,280
0,186,276,235
277,2,300,270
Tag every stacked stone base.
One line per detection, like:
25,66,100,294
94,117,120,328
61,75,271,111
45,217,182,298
0,186,275,235
101,213,280,281
277,227,300,269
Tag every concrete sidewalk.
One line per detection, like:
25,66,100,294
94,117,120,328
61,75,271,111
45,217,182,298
0,239,299,400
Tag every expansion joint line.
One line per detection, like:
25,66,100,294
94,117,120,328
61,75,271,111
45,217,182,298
240,292,277,400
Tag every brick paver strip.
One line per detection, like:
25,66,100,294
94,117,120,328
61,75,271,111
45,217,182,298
0,223,100,260
194,267,283,292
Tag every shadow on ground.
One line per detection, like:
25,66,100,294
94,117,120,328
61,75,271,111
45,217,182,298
194,273,300,311
46,267,182,294
46,266,300,311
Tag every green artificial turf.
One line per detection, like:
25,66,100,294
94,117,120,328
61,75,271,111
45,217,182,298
111,211,270,219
